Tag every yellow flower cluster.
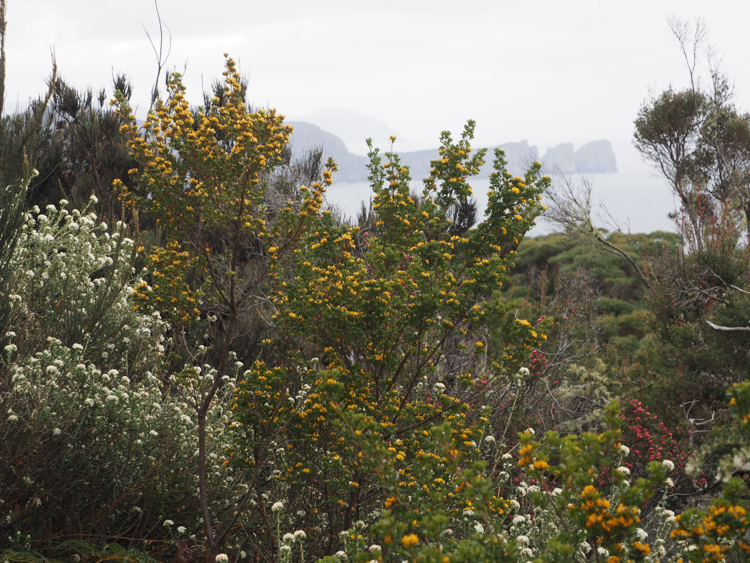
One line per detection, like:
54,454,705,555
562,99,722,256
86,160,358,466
517,443,534,467
576,485,640,535
672,503,750,561
401,533,419,547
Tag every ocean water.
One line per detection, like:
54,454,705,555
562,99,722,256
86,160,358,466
325,169,678,237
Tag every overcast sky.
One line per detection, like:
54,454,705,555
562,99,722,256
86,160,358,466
6,0,750,169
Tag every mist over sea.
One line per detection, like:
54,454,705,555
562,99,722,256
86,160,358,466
326,169,677,237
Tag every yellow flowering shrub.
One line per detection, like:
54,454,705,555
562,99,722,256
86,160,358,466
111,55,332,557
235,123,550,560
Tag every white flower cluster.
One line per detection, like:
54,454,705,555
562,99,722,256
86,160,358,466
0,199,246,534
9,201,167,368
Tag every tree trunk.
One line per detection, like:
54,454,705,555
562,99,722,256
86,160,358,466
0,0,7,117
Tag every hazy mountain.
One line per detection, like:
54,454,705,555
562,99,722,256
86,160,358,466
287,122,369,183
541,143,576,173
288,121,615,184
292,108,400,156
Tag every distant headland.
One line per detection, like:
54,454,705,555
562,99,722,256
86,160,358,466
288,121,617,183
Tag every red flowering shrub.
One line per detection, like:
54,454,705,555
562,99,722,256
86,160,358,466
620,399,687,479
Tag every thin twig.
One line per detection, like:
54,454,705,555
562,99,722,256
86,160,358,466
142,0,172,110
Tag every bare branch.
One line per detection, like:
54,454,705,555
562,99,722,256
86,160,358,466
544,173,650,288
705,320,750,332
668,15,707,91
142,0,172,109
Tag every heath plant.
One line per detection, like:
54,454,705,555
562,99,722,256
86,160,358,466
2,197,157,367
515,402,674,563
0,196,231,556
670,381,750,563
224,123,551,560
113,55,333,558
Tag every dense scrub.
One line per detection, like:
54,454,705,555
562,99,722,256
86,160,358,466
1,54,750,563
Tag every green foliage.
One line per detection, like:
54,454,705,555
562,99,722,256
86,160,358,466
634,84,750,237
1,540,162,563
510,230,680,330
0,78,56,340
36,75,138,220
642,240,750,416
629,46,750,422
0,173,28,341
350,417,518,563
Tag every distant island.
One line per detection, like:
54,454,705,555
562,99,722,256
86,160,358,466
288,122,618,183
541,141,618,174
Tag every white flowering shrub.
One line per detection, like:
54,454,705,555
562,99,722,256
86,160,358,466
0,342,196,540
2,198,159,370
0,175,27,345
0,199,236,555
